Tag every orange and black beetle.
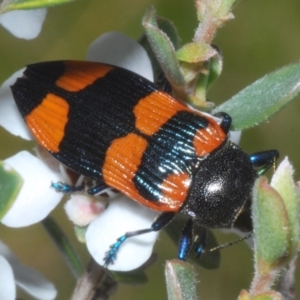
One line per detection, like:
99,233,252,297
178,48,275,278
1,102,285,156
11,61,279,265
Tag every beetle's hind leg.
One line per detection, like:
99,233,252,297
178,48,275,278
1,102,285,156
104,212,176,267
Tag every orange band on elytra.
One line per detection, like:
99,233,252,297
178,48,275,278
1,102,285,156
56,61,113,92
103,132,191,212
134,91,189,136
159,172,191,210
193,117,226,157
25,93,69,153
103,132,148,192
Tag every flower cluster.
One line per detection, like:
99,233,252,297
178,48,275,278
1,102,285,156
0,18,160,271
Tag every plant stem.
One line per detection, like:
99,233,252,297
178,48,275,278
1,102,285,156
42,216,83,279
71,259,118,300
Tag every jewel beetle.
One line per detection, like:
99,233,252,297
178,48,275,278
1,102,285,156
11,60,279,266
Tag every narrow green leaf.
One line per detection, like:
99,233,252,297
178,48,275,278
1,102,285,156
156,17,181,50
142,6,186,92
213,62,300,130
165,260,197,300
0,161,23,220
139,16,180,82
205,47,223,90
42,216,83,279
1,0,75,12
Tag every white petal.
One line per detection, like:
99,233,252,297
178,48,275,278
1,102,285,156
14,265,57,300
0,241,56,300
0,69,33,140
1,151,62,227
0,241,18,264
229,130,242,145
0,256,16,300
86,195,159,271
0,9,47,40
86,31,153,81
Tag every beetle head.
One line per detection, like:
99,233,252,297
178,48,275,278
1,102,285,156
181,141,257,228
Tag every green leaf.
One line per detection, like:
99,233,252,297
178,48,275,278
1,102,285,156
0,160,23,220
42,216,84,279
205,47,223,90
165,260,197,300
142,6,186,94
156,16,181,50
253,291,283,300
252,177,290,274
213,62,300,130
1,0,75,13
176,42,217,63
270,158,300,256
139,16,181,82
194,47,223,102
218,0,237,17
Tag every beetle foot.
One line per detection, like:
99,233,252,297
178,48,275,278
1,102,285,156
51,181,85,193
103,235,127,267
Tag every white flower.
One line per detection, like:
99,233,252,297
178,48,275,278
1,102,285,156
1,151,63,227
65,191,159,271
0,31,160,271
0,240,57,300
0,9,47,39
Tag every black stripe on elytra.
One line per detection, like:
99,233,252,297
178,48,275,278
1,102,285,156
12,61,158,181
132,110,209,202
55,66,158,180
12,61,66,117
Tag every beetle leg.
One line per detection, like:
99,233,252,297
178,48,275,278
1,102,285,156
51,180,110,195
87,182,110,195
213,112,232,134
51,181,85,193
192,227,207,258
249,150,279,175
178,219,194,260
104,212,176,267
177,220,207,260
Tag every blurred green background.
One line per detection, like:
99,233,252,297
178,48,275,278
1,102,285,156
1,0,300,299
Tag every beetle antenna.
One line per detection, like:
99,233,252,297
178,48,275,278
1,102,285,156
208,232,253,252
